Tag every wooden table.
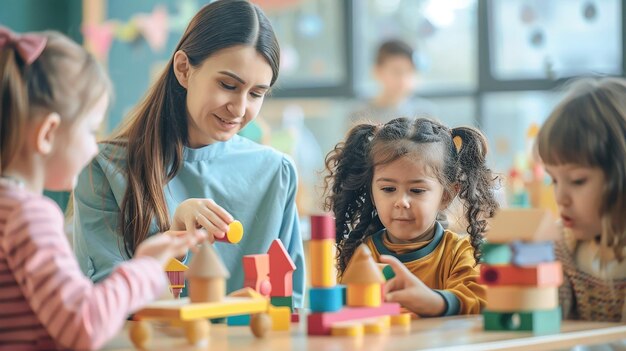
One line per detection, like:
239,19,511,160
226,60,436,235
105,315,626,351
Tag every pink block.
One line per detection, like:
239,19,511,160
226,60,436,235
307,303,401,335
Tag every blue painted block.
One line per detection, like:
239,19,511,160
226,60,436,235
511,241,555,266
310,286,344,313
227,314,250,326
481,243,512,264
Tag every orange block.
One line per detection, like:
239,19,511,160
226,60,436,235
486,286,558,311
479,262,563,287
346,283,381,307
309,239,337,287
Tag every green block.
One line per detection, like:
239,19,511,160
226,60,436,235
270,296,293,312
481,243,512,265
382,265,396,280
483,308,561,335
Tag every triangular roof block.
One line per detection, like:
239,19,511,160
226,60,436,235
342,244,384,284
486,208,560,243
268,239,296,272
165,258,188,272
186,243,230,279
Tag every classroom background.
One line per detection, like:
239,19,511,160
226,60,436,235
1,0,623,238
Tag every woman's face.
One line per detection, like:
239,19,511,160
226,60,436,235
174,45,273,148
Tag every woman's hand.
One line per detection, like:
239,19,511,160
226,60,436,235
135,230,208,267
172,198,233,243
380,255,446,317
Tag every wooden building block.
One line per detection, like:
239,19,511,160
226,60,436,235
479,262,562,287
310,286,343,313
483,308,561,335
486,208,559,243
268,240,296,297
186,244,230,303
311,214,335,240
390,313,412,327
346,283,381,307
307,302,401,335
379,264,396,280
363,316,391,334
134,288,268,321
270,296,293,312
331,323,364,337
486,286,559,311
268,305,291,331
243,254,271,296
310,239,337,287
215,220,244,244
510,241,556,266
226,314,250,326
481,243,512,265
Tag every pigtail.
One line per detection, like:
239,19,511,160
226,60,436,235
323,123,383,275
0,48,28,173
451,126,499,264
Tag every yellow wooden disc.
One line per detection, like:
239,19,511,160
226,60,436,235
227,220,244,243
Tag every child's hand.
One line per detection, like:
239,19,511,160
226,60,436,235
135,230,207,267
380,255,446,317
172,198,234,243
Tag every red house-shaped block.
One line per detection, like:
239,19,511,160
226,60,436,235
267,239,296,297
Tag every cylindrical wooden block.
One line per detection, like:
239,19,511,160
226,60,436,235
309,239,336,287
310,214,335,240
346,284,381,307
189,278,225,303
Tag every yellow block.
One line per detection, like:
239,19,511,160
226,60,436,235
486,286,558,311
309,239,337,287
135,288,268,321
346,283,381,307
363,316,390,334
331,323,364,337
390,313,412,326
268,305,291,331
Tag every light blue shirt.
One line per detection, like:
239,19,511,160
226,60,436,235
73,135,305,307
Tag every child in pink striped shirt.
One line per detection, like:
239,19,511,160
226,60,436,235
0,28,206,350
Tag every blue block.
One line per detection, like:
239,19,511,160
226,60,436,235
511,241,555,266
227,314,250,326
310,286,344,312
481,243,512,264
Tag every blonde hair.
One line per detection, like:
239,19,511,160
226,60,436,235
0,30,111,172
537,77,626,262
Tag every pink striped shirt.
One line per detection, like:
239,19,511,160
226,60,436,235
0,184,167,350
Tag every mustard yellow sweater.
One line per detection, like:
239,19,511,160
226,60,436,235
365,222,486,315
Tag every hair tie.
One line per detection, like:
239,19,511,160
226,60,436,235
452,134,463,153
0,26,47,65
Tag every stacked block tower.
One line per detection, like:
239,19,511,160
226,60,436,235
480,209,563,335
309,215,343,316
307,214,411,336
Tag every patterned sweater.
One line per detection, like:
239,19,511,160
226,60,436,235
556,230,626,322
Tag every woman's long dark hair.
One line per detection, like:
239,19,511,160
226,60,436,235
107,0,280,256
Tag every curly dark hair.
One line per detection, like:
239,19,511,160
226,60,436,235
323,117,499,275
